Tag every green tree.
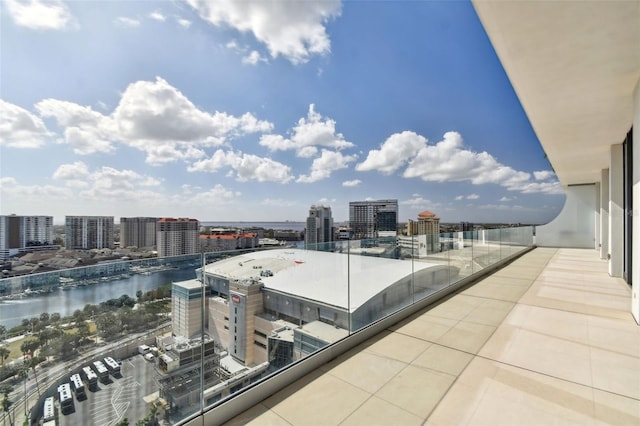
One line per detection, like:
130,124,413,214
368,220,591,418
39,312,50,325
0,346,10,366
0,325,6,341
50,313,61,324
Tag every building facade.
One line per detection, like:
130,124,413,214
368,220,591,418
171,279,208,339
0,215,55,260
305,205,334,248
120,217,158,249
349,199,398,239
157,218,199,257
65,216,114,250
406,210,441,253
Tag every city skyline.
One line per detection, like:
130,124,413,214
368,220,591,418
1,1,564,225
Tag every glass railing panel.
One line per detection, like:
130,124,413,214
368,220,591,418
0,226,536,425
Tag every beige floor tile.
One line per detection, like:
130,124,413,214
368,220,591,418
461,282,529,302
263,374,370,425
592,389,640,425
424,294,484,321
325,350,407,394
463,298,515,326
363,330,431,363
475,274,534,287
340,396,423,426
477,323,519,360
588,324,640,356
487,328,593,387
424,381,481,426
375,365,455,418
411,343,473,376
590,346,640,399
390,314,457,342
222,404,291,426
435,320,496,354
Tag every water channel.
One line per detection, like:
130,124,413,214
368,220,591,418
0,268,196,330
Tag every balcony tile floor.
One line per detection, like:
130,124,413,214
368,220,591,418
224,248,640,425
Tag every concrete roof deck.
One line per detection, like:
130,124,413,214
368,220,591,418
223,248,640,425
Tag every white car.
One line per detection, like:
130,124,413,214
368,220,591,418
144,353,155,362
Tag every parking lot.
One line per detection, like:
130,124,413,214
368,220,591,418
57,354,159,426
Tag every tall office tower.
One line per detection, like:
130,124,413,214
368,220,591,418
157,218,200,257
171,279,208,339
407,210,441,253
305,205,334,248
65,216,114,250
349,200,398,239
0,215,55,260
120,217,158,249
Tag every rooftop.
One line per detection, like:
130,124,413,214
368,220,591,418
202,248,447,311
222,248,639,425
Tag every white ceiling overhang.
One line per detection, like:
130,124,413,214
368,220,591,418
472,1,640,186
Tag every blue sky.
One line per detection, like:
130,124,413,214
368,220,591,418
0,0,564,224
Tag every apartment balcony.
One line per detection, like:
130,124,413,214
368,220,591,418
213,247,638,425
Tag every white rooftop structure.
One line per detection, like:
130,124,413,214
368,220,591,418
203,248,444,312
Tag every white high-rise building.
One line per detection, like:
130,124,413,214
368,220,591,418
0,215,55,260
157,218,200,257
305,205,334,248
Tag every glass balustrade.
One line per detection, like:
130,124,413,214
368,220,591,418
0,226,533,426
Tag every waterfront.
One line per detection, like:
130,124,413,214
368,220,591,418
0,268,196,329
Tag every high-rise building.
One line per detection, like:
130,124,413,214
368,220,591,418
120,217,158,249
406,210,441,253
0,215,55,260
305,205,334,248
157,218,200,257
171,279,208,339
349,199,398,239
65,216,114,250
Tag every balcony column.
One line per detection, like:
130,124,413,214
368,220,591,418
632,79,640,324
609,144,624,277
600,169,609,260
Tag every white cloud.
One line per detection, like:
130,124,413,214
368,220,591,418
34,77,274,164
260,104,353,158
0,176,74,200
356,131,426,174
500,196,515,202
297,150,357,183
149,11,165,22
185,184,240,204
534,170,555,181
467,194,479,200
52,161,90,182
242,50,268,65
177,18,191,28
36,99,116,154
188,149,294,183
401,195,434,207
342,179,362,187
261,198,297,207
184,0,341,64
5,0,76,30
455,195,464,201
359,131,563,195
114,17,141,27
0,100,52,148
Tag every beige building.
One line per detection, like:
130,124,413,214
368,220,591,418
157,217,199,257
